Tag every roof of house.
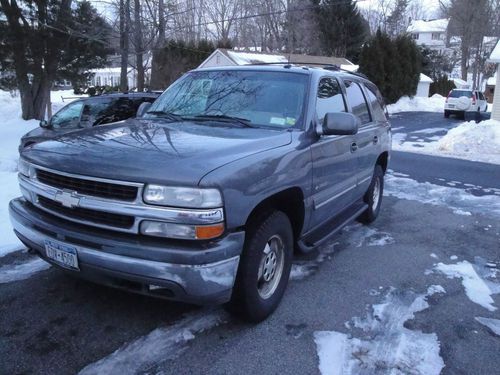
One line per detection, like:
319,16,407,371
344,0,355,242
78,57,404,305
489,40,500,63
213,48,353,67
420,73,433,83
407,18,449,33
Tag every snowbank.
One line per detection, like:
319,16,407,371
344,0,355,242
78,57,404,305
387,94,446,114
437,119,500,164
392,119,500,165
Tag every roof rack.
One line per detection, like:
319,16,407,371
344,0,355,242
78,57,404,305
243,61,369,79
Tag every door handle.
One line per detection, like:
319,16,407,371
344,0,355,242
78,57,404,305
373,136,379,144
351,142,358,153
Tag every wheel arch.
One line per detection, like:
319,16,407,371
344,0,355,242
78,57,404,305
244,187,305,242
376,151,389,174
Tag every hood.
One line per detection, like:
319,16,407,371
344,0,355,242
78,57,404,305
22,119,292,185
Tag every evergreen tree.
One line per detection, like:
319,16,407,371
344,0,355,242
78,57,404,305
386,0,409,37
0,0,111,120
315,0,369,62
359,31,421,104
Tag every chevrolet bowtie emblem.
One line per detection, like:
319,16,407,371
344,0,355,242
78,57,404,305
54,190,81,208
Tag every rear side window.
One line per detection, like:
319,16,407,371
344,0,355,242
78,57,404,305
344,80,371,124
316,77,346,124
450,90,472,98
364,83,387,122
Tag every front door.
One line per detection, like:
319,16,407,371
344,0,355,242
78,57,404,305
310,77,358,229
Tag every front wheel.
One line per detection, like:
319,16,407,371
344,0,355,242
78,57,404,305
228,210,293,322
359,165,384,224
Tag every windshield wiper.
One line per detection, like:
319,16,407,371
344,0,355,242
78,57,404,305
145,110,183,122
190,114,255,128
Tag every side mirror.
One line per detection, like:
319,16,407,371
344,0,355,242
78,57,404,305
321,112,359,136
39,120,50,128
136,102,152,118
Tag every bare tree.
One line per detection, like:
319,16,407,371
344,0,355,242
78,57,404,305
133,0,145,90
119,0,130,91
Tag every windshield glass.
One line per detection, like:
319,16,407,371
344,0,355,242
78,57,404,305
145,70,309,128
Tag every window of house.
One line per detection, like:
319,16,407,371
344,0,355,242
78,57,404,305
432,33,442,40
412,33,419,40
344,80,371,125
315,77,346,125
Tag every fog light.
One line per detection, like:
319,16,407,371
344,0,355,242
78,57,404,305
140,221,224,240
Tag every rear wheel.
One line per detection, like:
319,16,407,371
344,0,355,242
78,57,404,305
228,210,293,322
359,165,384,224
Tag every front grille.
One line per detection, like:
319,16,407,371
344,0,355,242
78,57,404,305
36,169,138,201
38,196,135,229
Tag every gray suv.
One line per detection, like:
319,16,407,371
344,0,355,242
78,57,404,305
10,65,391,322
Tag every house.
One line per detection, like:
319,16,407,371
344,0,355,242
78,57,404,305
485,73,496,103
198,48,354,69
407,19,449,53
416,73,433,97
488,40,500,121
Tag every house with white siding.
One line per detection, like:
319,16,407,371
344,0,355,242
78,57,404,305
488,40,500,121
407,19,449,54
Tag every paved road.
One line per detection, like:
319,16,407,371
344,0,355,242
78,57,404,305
1,112,499,375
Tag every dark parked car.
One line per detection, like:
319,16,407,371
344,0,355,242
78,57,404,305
10,65,391,322
19,92,160,150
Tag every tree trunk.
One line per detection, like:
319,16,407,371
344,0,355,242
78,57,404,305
120,0,130,92
134,0,144,91
460,44,469,81
158,0,165,46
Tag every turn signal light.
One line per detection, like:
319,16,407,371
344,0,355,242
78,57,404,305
195,223,225,240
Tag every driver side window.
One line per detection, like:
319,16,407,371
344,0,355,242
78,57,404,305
316,77,346,125
50,101,84,129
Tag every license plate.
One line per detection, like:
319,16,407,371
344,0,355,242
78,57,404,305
448,104,455,108
44,240,79,270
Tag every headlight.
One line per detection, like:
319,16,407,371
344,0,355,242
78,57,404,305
143,185,222,208
140,221,224,240
18,159,33,178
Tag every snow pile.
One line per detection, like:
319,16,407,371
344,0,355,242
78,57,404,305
434,261,498,311
387,94,445,114
0,91,38,256
79,310,225,374
437,119,500,164
314,286,445,375
0,257,51,283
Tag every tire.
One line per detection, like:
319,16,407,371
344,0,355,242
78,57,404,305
228,210,293,322
359,165,384,224
444,110,450,118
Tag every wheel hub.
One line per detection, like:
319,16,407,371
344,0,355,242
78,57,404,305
257,235,285,299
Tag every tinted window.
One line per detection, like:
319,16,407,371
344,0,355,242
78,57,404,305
146,71,308,128
316,77,346,124
478,92,485,100
83,98,140,126
50,101,84,129
364,83,387,122
344,80,371,124
450,90,472,98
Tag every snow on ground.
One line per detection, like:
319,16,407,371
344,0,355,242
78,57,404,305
392,119,500,165
434,259,499,312
0,90,82,257
387,94,446,114
475,317,500,336
79,310,226,375
0,257,51,284
314,286,445,375
384,172,500,218
290,225,394,281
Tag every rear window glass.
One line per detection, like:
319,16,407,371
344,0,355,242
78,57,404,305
364,83,387,122
344,80,371,124
450,90,472,98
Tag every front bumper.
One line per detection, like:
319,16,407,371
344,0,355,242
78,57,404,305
9,198,244,304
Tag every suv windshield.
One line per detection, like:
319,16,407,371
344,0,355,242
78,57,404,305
449,90,472,98
145,70,308,128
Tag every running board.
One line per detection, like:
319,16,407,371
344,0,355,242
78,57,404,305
297,202,368,253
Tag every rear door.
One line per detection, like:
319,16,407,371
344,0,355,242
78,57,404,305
343,80,384,199
310,77,358,229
